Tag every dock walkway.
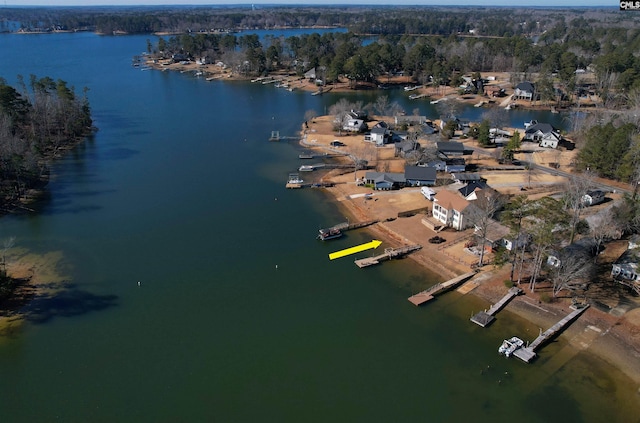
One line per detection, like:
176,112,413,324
512,304,590,363
408,271,476,306
470,287,522,327
354,245,421,268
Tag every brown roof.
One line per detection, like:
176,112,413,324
434,189,471,212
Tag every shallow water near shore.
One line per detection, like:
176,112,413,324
0,31,638,421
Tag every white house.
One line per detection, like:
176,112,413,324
432,190,474,230
514,81,535,101
524,122,562,148
343,119,366,133
611,246,640,294
364,126,390,146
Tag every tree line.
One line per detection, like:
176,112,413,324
0,76,93,211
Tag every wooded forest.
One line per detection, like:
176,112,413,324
0,76,93,211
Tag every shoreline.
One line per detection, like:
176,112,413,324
326,173,640,385
298,120,640,386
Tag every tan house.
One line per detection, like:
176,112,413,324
432,190,474,230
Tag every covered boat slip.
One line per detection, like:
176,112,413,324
470,287,523,327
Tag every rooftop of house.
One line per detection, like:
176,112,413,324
434,189,471,212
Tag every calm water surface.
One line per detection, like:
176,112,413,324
0,32,638,422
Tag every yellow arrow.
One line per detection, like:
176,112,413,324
329,240,383,260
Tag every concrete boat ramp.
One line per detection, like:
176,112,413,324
470,286,523,327
512,304,590,363
407,271,477,305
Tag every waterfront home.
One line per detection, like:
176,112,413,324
514,81,535,101
611,244,640,294
344,118,367,133
582,190,606,206
474,219,526,252
364,172,406,190
432,189,476,230
547,239,598,268
404,165,437,186
523,122,562,148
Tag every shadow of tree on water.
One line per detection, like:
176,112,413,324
23,285,119,324
1,280,118,325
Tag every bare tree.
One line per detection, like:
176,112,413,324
501,195,531,282
548,249,595,297
481,107,509,132
373,95,390,117
466,190,505,267
523,197,570,292
588,208,623,262
436,98,462,121
564,172,596,244
303,109,318,124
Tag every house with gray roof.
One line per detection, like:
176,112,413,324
404,165,437,186
365,126,391,146
611,240,640,294
514,81,535,101
458,180,489,199
523,122,562,148
437,141,465,158
395,139,420,157
364,172,406,190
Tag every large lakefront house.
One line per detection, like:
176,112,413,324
431,189,474,230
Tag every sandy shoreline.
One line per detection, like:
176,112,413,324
297,116,640,387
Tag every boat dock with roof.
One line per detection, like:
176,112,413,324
470,287,523,327
408,271,476,305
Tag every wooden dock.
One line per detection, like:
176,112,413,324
354,244,421,268
299,153,347,159
470,287,522,327
408,271,476,306
512,304,590,363
334,220,379,232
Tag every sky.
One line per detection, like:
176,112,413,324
3,1,615,7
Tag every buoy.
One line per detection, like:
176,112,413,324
137,281,141,286
275,265,278,269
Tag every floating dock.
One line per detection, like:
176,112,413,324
354,244,421,268
470,286,523,327
408,271,476,306
299,153,347,159
512,304,590,363
327,220,379,232
298,163,356,172
317,220,380,240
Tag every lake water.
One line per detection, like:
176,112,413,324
0,31,638,422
